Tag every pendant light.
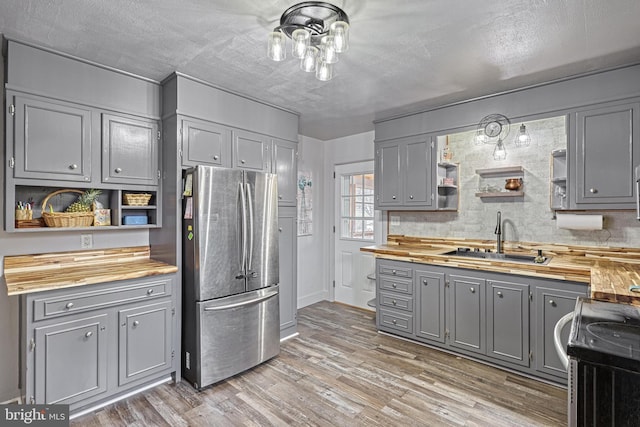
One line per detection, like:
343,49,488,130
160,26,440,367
515,123,532,146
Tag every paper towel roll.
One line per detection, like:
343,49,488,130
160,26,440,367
556,213,603,230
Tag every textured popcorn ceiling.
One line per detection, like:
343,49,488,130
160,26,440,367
1,0,640,140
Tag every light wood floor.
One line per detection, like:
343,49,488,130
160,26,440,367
72,301,567,426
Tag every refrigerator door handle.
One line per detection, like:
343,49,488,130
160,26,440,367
636,177,640,220
203,289,278,311
246,182,254,270
239,181,248,272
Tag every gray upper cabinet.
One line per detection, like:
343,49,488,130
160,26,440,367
233,129,271,172
102,113,159,186
448,274,486,355
273,139,298,206
415,269,446,344
34,314,108,405
374,134,434,210
486,279,530,367
573,100,640,208
181,119,231,168
11,94,92,182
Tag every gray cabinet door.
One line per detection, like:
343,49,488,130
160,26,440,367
118,301,172,386
34,314,108,404
486,279,530,367
448,274,486,355
233,129,271,171
182,119,231,168
102,113,159,185
278,208,297,336
574,101,639,207
375,141,402,207
273,139,297,206
13,95,92,182
404,137,433,207
535,287,583,378
415,269,445,344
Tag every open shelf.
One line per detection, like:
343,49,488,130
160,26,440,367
475,191,525,198
476,166,524,177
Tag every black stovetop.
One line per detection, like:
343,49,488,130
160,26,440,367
567,297,640,372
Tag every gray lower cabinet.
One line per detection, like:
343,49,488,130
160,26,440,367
233,129,271,172
376,259,587,384
273,139,297,207
21,275,176,413
374,134,435,210
448,274,486,355
181,118,231,168
486,279,530,367
102,113,159,186
278,207,297,338
573,100,640,209
10,93,92,182
415,269,445,344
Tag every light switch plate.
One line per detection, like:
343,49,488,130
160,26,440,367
81,234,93,249
390,215,400,226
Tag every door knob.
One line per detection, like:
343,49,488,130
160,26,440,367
497,291,503,297
409,195,414,199
241,159,246,164
423,279,427,285
549,299,556,306
392,195,396,200
392,299,397,305
392,283,397,288
147,289,154,295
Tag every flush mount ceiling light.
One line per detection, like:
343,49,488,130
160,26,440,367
267,2,350,81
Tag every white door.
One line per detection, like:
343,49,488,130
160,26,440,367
334,161,381,309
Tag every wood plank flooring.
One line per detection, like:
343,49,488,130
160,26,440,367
72,301,567,426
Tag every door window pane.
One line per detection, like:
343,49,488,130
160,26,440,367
339,172,375,241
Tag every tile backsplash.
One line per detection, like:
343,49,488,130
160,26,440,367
390,116,640,248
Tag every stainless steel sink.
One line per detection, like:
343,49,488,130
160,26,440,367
441,248,551,265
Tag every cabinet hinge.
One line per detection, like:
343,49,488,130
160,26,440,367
171,308,176,316
178,149,183,158
157,130,161,140
431,193,435,200
529,351,533,361
445,280,450,287
171,350,175,359
157,170,161,178
333,171,336,179
529,292,533,302
430,141,434,149
9,157,15,169
445,329,450,338
9,104,15,116
179,128,183,136
29,338,35,352
333,280,336,288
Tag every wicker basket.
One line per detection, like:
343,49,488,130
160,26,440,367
123,193,152,206
41,189,95,227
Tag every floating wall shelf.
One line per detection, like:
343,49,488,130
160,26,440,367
475,191,525,198
476,166,524,177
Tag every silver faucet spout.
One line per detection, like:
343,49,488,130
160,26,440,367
494,211,502,253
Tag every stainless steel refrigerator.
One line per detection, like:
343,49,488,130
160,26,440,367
182,165,280,390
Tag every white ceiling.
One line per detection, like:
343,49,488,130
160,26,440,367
1,0,640,140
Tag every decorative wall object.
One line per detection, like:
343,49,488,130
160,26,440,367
297,172,313,236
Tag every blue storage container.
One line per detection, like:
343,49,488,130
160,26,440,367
122,215,148,225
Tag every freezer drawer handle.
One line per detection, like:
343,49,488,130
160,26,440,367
204,289,278,312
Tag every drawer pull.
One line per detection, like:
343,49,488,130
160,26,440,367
65,302,74,309
213,155,219,160
241,159,246,164
133,320,140,327
470,287,475,293
85,331,93,338
114,167,122,173
69,164,78,170
392,270,397,275
392,319,397,325
549,299,555,306
392,283,397,289
497,291,503,297
147,289,154,295
392,299,397,305
589,188,597,194
409,195,414,199
392,195,396,200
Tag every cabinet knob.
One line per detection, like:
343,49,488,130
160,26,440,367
409,195,414,199
589,188,597,194
241,159,246,164
423,279,427,285
392,299,397,305
69,164,78,170
279,227,283,232
549,299,555,306
392,269,397,275
213,155,219,160
392,319,397,325
279,195,283,199
392,195,396,200
470,287,475,293
133,320,140,327
497,291,503,297
114,167,122,173
85,331,93,338
147,289,154,295
392,283,397,288
65,302,74,309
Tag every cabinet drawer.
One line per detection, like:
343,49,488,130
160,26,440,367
379,310,413,334
378,263,412,278
33,279,172,322
379,292,413,313
379,277,413,294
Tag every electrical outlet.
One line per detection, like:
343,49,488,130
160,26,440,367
390,215,400,226
81,234,93,249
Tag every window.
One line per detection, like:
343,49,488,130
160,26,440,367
340,173,374,241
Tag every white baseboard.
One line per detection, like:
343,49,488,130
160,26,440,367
1,396,22,404
297,290,329,308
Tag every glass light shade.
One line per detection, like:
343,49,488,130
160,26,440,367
316,57,333,81
291,29,310,59
493,140,507,160
330,21,350,53
515,124,532,146
320,35,339,64
300,46,318,72
267,32,286,61
474,129,488,145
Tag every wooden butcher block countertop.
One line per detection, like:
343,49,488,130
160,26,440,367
3,246,178,296
362,235,640,306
